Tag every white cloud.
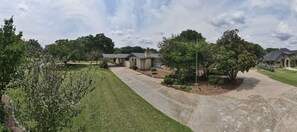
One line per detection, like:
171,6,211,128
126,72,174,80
1,0,297,50
248,0,274,8
138,37,154,45
211,11,247,28
272,21,293,41
111,30,124,36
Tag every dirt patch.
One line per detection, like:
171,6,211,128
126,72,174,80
136,68,174,79
191,78,243,95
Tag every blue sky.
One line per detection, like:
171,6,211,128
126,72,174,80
1,0,297,49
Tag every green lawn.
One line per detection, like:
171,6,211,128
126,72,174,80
258,68,297,87
7,65,191,131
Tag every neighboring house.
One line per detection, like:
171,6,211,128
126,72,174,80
263,48,297,68
103,50,162,70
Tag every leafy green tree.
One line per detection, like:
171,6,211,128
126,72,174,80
77,33,115,54
0,17,25,93
178,29,205,42
114,46,157,54
13,58,97,131
26,39,43,58
250,43,265,60
266,48,279,53
0,17,25,123
215,29,257,80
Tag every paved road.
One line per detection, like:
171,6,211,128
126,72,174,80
110,67,297,132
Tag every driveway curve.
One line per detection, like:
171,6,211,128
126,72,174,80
110,67,297,132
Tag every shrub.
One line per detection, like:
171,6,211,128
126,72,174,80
0,124,9,132
151,67,157,72
258,63,274,72
99,61,108,69
291,60,297,67
131,65,137,70
163,76,174,85
208,77,218,85
0,102,7,124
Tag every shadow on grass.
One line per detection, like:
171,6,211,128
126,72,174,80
66,64,99,71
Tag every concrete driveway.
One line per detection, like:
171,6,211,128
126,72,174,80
110,67,297,132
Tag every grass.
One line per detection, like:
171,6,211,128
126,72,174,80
258,68,297,87
7,65,191,131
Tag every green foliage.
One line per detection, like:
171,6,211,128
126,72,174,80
45,33,114,61
131,65,137,70
266,48,279,54
290,56,297,67
0,17,25,121
163,76,175,85
151,67,157,72
208,77,218,85
258,63,275,72
0,123,9,132
8,68,191,131
215,29,257,80
12,58,97,131
25,39,43,58
114,46,158,54
0,102,7,124
99,61,108,69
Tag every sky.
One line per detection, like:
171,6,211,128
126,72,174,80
0,0,297,49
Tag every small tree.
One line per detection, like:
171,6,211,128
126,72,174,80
0,17,25,123
13,57,98,131
215,29,257,80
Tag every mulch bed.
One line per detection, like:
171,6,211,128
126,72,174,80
136,68,174,79
191,78,243,95
135,68,243,95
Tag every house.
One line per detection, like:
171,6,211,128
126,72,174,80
263,48,297,68
103,49,162,70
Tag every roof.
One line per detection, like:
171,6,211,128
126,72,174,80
103,53,160,59
263,48,297,61
263,50,283,61
102,54,129,59
131,53,160,59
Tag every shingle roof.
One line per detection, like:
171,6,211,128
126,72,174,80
263,48,297,61
263,50,283,61
102,54,130,59
103,53,160,59
131,53,160,59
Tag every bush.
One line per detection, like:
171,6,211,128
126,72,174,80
0,102,7,124
151,67,157,72
258,63,274,72
99,61,108,69
208,77,218,85
291,60,297,67
131,65,137,70
163,76,174,85
151,67,157,75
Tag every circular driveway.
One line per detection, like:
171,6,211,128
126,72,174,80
110,67,297,132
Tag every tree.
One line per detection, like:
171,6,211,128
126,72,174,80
250,43,265,60
215,29,257,80
0,17,25,123
178,29,205,42
13,58,97,131
113,46,158,54
77,33,115,54
26,39,43,58
266,48,279,53
158,29,207,83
